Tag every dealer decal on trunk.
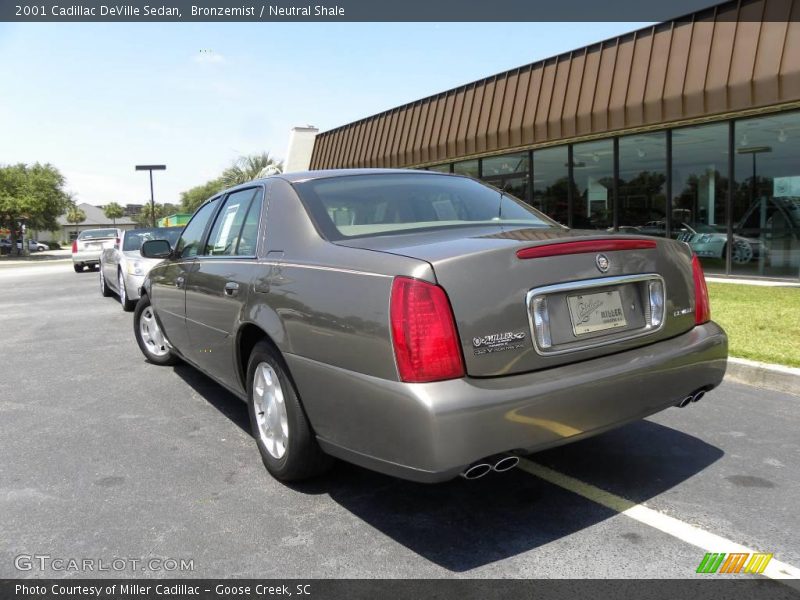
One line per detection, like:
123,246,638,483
472,331,527,355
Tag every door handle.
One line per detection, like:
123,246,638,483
224,281,240,296
176,276,185,288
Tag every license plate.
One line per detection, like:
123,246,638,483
567,290,627,336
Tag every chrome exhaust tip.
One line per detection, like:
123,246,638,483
493,455,520,472
676,395,693,408
692,390,705,403
460,463,492,480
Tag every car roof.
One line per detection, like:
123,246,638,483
203,169,461,209
223,168,454,191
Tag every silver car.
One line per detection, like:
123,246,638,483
99,227,182,311
133,170,727,484
72,228,119,272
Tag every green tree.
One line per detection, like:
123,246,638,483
180,178,224,213
0,163,70,250
103,202,124,225
220,152,283,188
134,203,171,227
66,205,86,238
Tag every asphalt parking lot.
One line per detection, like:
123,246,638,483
1,262,799,579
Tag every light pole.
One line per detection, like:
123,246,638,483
135,164,166,227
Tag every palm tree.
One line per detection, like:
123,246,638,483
66,205,86,239
103,202,124,225
220,152,283,187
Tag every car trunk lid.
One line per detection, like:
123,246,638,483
338,226,697,377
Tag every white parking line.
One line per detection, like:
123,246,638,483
517,458,800,581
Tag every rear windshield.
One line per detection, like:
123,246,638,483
78,229,118,240
122,227,182,252
293,173,556,240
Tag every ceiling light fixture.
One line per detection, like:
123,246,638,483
778,129,787,143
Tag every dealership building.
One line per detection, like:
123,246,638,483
306,0,800,281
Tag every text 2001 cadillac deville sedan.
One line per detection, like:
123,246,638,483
133,170,727,483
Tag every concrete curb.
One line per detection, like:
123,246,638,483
725,357,800,396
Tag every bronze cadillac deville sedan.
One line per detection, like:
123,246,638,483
133,170,727,483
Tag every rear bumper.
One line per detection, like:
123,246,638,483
72,250,102,265
286,321,728,483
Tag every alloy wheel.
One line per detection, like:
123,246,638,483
252,362,289,459
139,306,169,357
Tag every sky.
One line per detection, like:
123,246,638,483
0,21,653,207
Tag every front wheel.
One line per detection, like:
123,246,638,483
133,296,179,365
118,270,135,312
731,240,754,265
246,341,333,481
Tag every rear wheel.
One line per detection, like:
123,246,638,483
99,266,111,297
133,295,179,365
118,270,135,312
73,264,83,273
246,341,332,481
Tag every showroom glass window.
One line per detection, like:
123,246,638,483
618,132,667,236
571,139,614,229
428,164,452,173
531,146,569,225
732,112,800,279
671,123,729,274
481,153,529,204
453,159,479,178
175,198,220,259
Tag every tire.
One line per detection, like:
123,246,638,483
73,264,83,273
133,295,180,366
731,240,754,265
99,266,112,297
246,340,333,481
118,270,135,312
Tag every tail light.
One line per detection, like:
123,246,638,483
71,240,77,253
390,277,465,383
692,255,711,325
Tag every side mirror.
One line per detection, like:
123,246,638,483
141,239,171,259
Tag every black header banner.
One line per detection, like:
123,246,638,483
2,579,799,600
2,0,794,22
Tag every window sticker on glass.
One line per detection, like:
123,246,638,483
212,204,240,253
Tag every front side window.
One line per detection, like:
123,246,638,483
203,188,261,256
294,173,556,240
175,198,220,259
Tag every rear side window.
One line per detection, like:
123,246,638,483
175,198,220,259
203,188,262,256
